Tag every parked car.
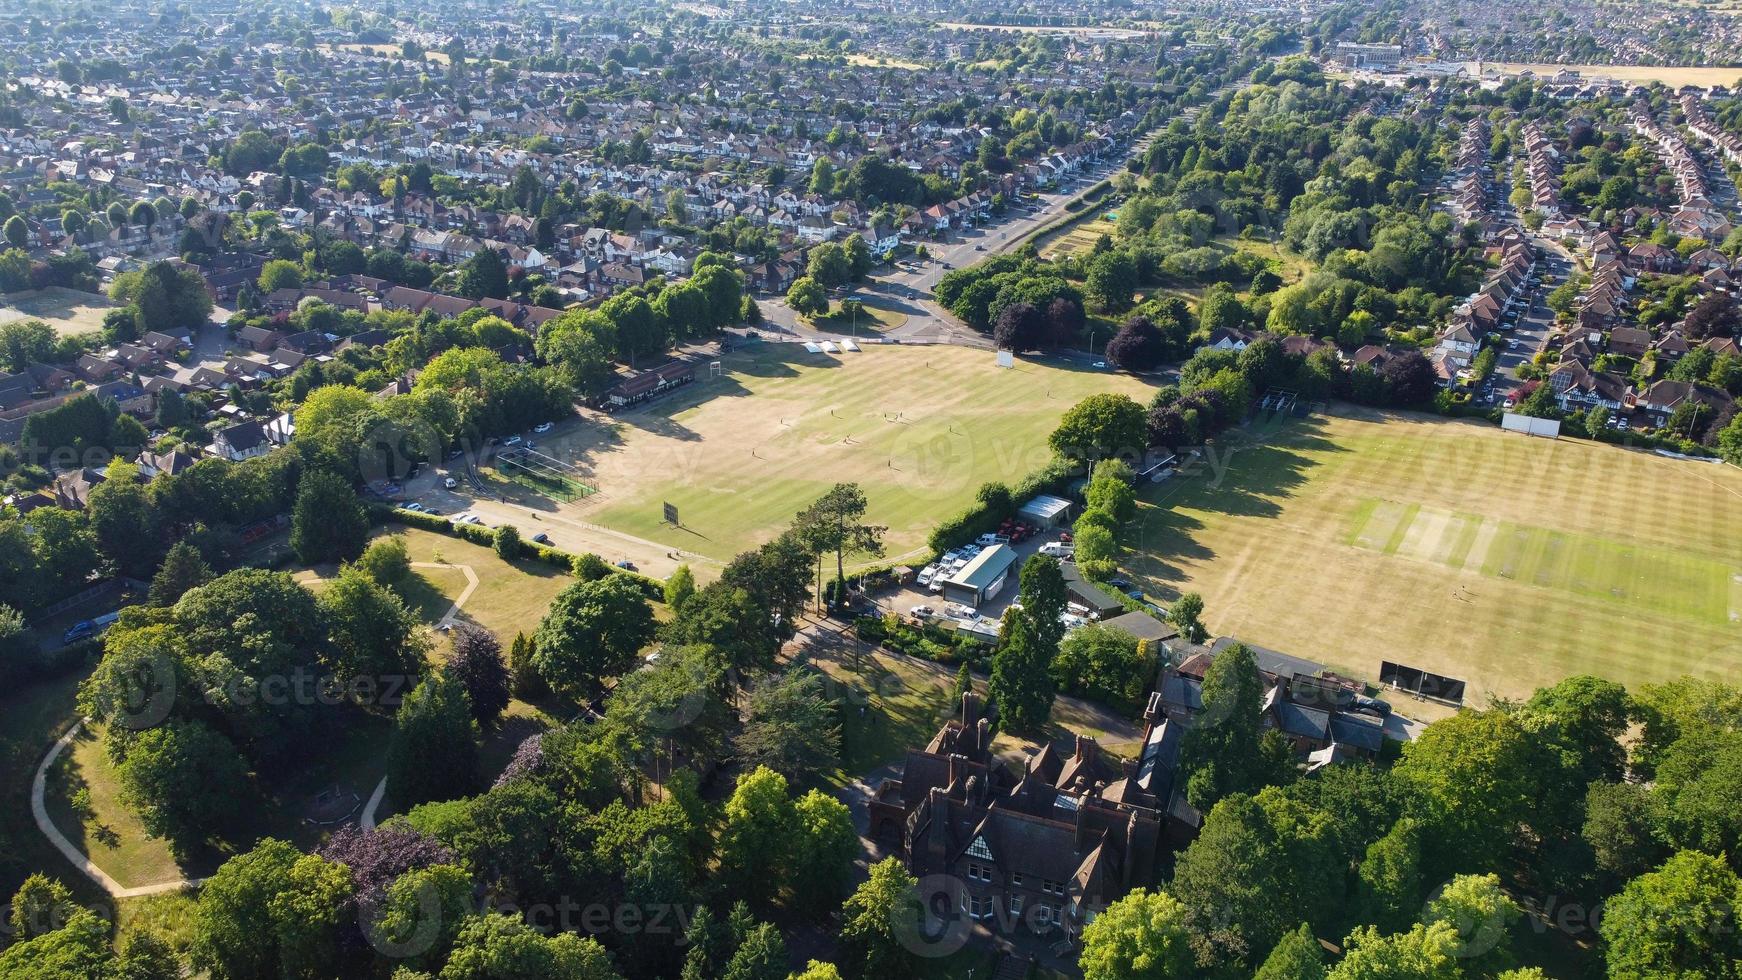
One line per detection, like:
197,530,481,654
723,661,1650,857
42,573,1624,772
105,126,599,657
533,422,554,434
63,612,119,645
910,605,935,619
444,477,459,489
502,435,523,446
1039,541,1073,558
531,533,552,545
918,564,939,585
401,502,424,512
615,560,637,571
946,603,975,619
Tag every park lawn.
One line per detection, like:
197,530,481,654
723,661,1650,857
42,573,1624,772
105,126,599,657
116,889,200,956
1037,215,1119,259
798,637,960,791
808,300,909,335
1121,407,1742,703
566,344,1159,565
0,672,100,903
0,286,119,337
381,525,577,640
45,727,193,886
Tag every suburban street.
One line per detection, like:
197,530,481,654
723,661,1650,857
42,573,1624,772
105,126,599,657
757,144,1148,346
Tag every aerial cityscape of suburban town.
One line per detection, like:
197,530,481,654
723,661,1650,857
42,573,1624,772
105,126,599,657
2,0,1742,977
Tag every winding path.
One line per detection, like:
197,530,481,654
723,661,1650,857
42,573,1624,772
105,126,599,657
32,561,482,895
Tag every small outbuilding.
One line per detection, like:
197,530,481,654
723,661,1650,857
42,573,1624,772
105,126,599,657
939,543,1016,608
1017,493,1074,527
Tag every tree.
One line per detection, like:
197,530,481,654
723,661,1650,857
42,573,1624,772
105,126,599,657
795,483,885,594
1328,921,1462,980
88,468,162,577
1105,315,1167,372
533,575,656,697
8,874,75,940
842,233,874,279
838,857,921,979
1051,622,1153,711
1393,709,1541,879
493,523,523,561
1255,924,1326,980
1583,781,1669,882
1168,592,1207,644
1171,790,1340,969
1078,889,1195,980
791,789,858,909
0,603,36,679
1718,410,1742,466
257,258,303,293
387,673,479,807
508,631,548,701
3,214,27,249
320,565,430,693
445,624,511,728
0,318,56,372
149,539,212,606
1685,292,1741,341
1087,250,1137,313
290,469,368,564
457,248,509,300
1379,350,1437,407
806,242,851,288
665,563,696,611
993,301,1045,352
1513,381,1560,420
357,535,413,590
986,605,1054,734
718,766,796,907
737,671,841,781
1355,818,1423,935
536,309,617,395
721,922,786,980
787,276,828,317
1179,644,1291,811
117,718,250,844
440,913,622,980
1422,874,1520,977
1599,850,1742,979
1050,393,1146,461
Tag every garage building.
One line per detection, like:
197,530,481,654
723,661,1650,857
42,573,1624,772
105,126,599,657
1017,493,1074,528
939,543,1017,608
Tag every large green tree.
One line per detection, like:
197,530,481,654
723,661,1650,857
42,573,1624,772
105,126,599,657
289,469,368,564
387,673,479,807
1598,850,1742,979
1078,889,1195,980
533,575,656,697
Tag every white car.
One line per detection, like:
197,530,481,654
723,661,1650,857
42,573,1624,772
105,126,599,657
401,502,424,512
917,564,939,585
946,603,975,619
533,422,554,434
1039,541,1073,557
502,435,523,446
909,605,935,618
444,477,458,489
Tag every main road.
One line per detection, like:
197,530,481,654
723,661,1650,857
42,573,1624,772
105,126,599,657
757,141,1152,346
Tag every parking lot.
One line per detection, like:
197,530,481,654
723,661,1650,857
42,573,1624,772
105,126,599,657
866,523,1088,640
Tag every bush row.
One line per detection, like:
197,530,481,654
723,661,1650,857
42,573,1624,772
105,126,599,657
852,614,991,669
369,505,668,602
926,456,1077,556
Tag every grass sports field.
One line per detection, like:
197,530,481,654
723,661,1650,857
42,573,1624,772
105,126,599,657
1467,62,1742,88
0,287,118,337
551,343,1158,565
1124,409,1742,702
